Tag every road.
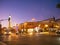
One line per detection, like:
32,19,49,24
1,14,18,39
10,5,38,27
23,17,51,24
0,33,60,45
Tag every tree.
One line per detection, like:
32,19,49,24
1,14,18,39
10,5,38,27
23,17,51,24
56,4,60,8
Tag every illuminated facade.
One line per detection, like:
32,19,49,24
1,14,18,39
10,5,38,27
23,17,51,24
18,17,60,32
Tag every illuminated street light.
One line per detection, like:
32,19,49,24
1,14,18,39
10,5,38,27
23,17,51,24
9,16,11,18
8,16,11,28
8,16,11,21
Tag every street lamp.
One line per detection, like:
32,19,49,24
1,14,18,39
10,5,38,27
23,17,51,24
8,16,11,21
8,16,11,28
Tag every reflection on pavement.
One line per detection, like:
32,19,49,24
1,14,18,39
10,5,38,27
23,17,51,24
0,33,60,45
0,41,7,45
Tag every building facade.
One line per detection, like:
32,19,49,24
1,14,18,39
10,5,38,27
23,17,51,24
18,17,60,32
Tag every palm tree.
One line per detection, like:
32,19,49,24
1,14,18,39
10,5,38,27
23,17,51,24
56,3,60,8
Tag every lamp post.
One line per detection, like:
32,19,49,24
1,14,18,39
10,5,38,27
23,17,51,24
8,16,11,28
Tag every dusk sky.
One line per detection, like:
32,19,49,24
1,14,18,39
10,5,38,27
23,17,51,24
0,0,60,27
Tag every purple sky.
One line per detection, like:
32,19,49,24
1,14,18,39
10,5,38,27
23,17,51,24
0,0,60,27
